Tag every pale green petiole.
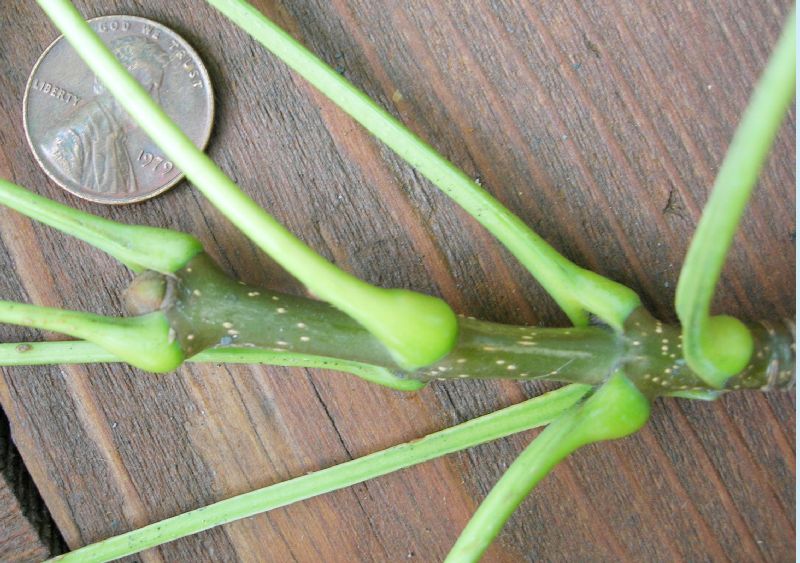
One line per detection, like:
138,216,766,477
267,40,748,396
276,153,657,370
203,0,641,329
190,347,426,390
0,341,117,366
36,0,458,372
675,7,795,388
0,340,425,392
0,178,202,273
0,301,183,373
445,372,650,562
47,383,592,563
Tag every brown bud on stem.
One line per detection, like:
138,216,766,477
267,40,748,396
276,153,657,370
123,270,171,315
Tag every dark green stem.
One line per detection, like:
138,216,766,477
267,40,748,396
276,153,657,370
121,253,793,394
156,254,622,385
622,309,795,396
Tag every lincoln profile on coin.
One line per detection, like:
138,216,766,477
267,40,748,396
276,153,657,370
40,35,170,194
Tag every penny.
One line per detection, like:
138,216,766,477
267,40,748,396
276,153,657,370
23,15,214,204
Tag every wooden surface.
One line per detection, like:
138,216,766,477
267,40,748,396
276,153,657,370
0,469,52,562
0,410,64,562
0,1,795,561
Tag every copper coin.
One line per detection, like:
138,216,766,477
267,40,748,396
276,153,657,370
23,15,214,204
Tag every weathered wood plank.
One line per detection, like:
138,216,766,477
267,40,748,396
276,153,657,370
0,476,52,562
0,410,64,561
0,1,794,561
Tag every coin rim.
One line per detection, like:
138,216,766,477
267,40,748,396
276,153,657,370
23,15,215,205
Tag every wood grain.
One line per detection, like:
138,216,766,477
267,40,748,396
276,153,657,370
0,1,794,561
0,410,64,561
0,472,53,562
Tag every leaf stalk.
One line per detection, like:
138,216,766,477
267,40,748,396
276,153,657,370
47,384,592,563
675,6,795,387
35,0,459,372
203,0,642,329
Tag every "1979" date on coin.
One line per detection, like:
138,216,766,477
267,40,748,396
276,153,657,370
137,150,175,175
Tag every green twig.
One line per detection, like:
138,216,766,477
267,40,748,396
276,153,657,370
36,0,458,371
0,179,201,273
3,308,792,393
203,0,641,329
48,384,591,563
445,373,650,562
675,7,795,387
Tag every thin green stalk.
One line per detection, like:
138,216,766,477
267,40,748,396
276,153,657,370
36,0,458,372
204,0,641,329
0,341,117,366
445,373,650,562
0,301,182,372
0,178,201,273
197,347,425,390
675,7,795,387
48,383,591,563
0,340,425,391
